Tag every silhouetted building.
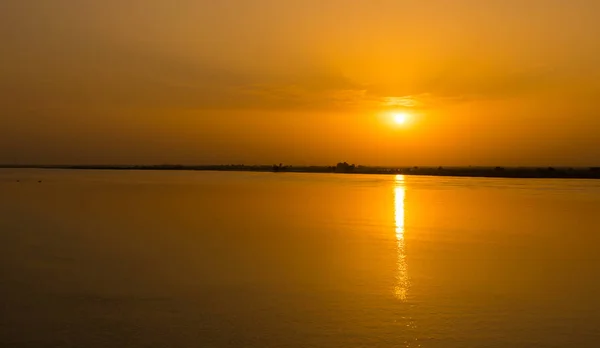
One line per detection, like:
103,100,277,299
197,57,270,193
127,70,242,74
335,162,356,173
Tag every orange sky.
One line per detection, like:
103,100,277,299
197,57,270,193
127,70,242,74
1,0,600,166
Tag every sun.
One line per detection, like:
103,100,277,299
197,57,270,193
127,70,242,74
393,112,410,125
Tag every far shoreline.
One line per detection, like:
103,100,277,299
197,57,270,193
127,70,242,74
2,164,600,180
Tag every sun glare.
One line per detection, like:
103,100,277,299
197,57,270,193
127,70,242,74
393,112,410,125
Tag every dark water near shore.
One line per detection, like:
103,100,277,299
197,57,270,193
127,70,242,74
1,169,600,347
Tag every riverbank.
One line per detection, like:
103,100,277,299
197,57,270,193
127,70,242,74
2,164,600,179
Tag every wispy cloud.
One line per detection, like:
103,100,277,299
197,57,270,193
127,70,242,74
2,38,591,116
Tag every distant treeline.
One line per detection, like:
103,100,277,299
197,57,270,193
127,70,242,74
2,164,600,179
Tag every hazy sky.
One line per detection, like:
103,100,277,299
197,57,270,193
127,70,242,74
2,0,600,166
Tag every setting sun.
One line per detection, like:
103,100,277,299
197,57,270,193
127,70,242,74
393,112,410,125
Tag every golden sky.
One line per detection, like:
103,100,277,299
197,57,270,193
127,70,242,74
1,0,600,166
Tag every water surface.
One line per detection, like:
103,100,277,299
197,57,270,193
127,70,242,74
1,169,600,347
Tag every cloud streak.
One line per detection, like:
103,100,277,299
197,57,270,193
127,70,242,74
1,32,597,117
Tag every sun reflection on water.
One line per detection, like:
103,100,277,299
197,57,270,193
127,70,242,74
394,175,410,301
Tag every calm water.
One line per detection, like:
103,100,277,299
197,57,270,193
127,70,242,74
1,169,600,347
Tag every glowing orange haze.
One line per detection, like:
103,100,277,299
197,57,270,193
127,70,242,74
1,0,600,166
